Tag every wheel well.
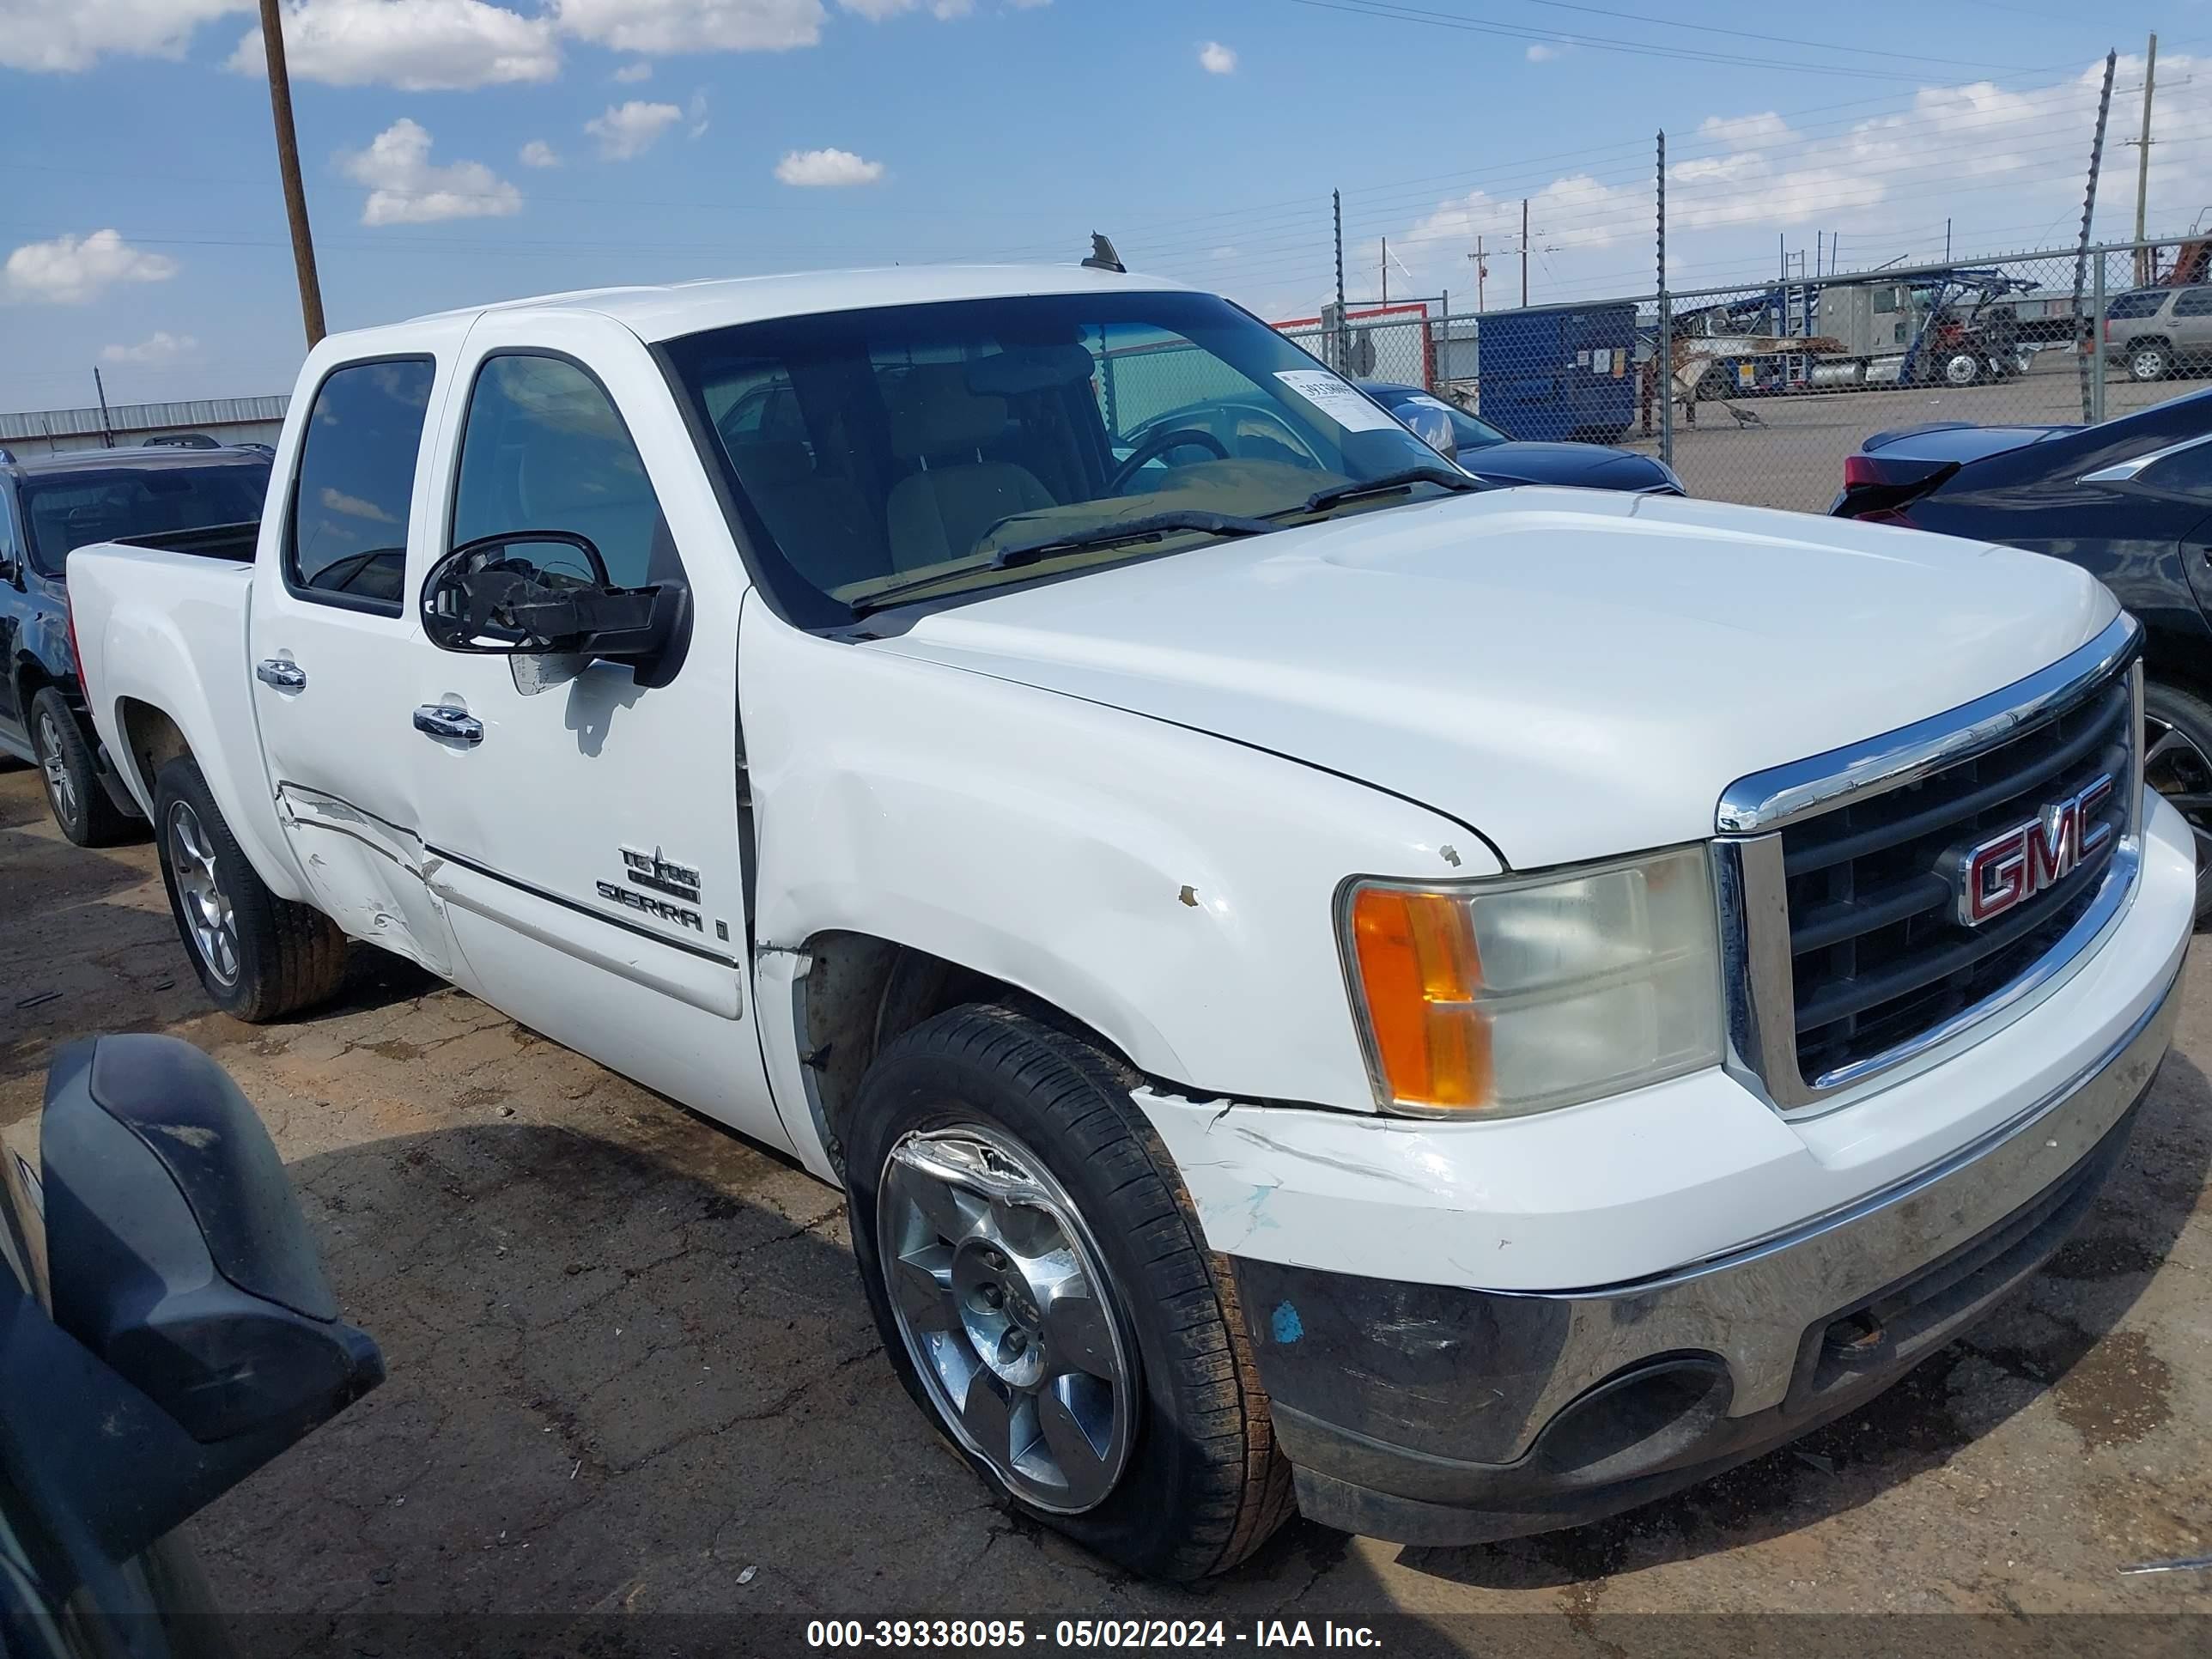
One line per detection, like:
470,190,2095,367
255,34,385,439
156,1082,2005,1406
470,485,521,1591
2126,335,2172,353
114,698,189,805
11,658,52,716
797,931,1133,1175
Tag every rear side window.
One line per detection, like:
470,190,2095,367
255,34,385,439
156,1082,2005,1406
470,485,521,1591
2106,290,2171,321
287,358,435,612
2174,289,2212,318
2140,440,2212,498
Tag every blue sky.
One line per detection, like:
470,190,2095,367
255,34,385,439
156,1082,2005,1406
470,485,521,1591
2,0,2202,410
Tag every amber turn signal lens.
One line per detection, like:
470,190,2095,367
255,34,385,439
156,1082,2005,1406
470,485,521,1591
1347,887,1492,1109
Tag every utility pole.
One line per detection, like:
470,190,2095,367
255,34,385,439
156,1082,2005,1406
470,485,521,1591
1520,198,1529,307
1381,237,1388,307
1471,236,1486,311
2075,50,2118,424
92,366,114,449
258,0,326,347
2134,32,2159,286
1656,130,1672,465
1945,217,1953,262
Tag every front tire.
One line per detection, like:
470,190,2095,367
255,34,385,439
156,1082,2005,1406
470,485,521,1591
29,687,131,847
2143,681,2212,924
845,1006,1295,1581
153,755,349,1020
1941,351,1981,387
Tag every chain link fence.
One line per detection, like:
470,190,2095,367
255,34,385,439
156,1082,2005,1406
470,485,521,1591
1269,240,2209,515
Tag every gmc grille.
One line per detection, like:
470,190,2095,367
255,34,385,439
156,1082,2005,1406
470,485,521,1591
1779,669,2135,1086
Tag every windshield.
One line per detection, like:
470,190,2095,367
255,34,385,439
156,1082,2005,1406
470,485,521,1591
663,290,1458,623
21,460,270,576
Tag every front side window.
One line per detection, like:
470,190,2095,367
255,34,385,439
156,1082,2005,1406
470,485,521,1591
287,358,434,611
665,291,1454,624
451,355,675,590
2106,290,2170,321
23,460,270,578
2173,288,2212,318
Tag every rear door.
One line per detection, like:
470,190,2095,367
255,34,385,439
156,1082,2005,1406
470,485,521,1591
2172,286,2212,363
0,486,23,746
405,310,787,1152
246,349,459,975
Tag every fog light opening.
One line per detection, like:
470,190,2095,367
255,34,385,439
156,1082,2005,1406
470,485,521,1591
1534,1356,1733,1484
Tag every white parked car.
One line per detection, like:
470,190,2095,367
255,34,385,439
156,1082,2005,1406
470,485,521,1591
64,264,2193,1577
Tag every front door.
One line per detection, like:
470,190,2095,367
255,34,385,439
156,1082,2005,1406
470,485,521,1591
407,314,787,1152
247,354,457,977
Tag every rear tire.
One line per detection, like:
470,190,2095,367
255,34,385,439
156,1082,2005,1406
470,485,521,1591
29,688,132,848
153,755,349,1021
845,1006,1296,1581
2129,341,2172,383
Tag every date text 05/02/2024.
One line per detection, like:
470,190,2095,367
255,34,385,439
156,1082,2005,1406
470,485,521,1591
804,1620,1382,1649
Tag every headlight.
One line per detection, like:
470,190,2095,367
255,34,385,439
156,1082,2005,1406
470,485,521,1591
1340,846,1723,1116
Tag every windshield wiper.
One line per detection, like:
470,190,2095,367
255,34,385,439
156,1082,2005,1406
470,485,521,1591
849,510,1277,617
1285,465,1480,519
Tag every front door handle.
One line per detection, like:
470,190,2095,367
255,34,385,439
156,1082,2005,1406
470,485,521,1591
256,659,307,690
413,705,483,746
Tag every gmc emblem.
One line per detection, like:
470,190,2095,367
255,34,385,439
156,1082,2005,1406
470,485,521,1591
1950,773,2115,927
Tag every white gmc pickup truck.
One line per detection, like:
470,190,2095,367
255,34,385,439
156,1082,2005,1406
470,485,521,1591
66,265,2194,1579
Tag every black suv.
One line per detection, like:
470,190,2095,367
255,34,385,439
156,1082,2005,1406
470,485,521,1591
0,446,270,844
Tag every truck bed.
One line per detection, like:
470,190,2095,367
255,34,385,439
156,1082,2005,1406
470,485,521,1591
113,519,260,563
66,537,305,902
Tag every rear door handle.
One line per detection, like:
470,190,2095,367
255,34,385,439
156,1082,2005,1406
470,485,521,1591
413,705,483,746
256,659,307,690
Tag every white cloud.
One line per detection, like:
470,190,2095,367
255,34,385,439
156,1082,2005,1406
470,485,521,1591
519,139,561,167
587,100,684,160
613,59,653,81
3,230,179,305
840,0,975,17
1198,40,1235,75
775,147,885,186
320,486,398,524
340,119,523,225
228,0,559,91
1525,43,1560,64
101,331,199,365
554,0,825,54
1,0,247,72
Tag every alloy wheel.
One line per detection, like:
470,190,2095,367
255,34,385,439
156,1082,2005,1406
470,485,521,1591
2145,712,2212,874
167,799,240,986
2132,349,2166,382
877,1124,1136,1514
33,708,76,825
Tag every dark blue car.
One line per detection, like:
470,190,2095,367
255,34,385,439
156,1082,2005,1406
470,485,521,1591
1358,381,1685,495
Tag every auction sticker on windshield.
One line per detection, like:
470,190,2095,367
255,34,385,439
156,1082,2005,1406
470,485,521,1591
1273,369,1399,432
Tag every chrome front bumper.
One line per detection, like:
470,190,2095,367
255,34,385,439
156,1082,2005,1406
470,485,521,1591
1242,957,2183,1544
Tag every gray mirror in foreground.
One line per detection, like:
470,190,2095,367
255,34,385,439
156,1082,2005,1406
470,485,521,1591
1395,398,1459,461
25,1035,383,1559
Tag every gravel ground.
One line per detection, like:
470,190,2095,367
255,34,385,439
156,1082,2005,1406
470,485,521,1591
2,760,2208,1655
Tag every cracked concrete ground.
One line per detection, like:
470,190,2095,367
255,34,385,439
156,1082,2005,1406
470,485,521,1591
3,762,2209,1653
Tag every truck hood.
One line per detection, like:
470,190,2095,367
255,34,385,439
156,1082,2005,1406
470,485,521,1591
863,489,2118,868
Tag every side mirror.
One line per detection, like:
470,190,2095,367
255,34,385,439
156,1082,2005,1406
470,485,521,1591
422,532,690,689
23,1035,382,1561
1396,398,1459,461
